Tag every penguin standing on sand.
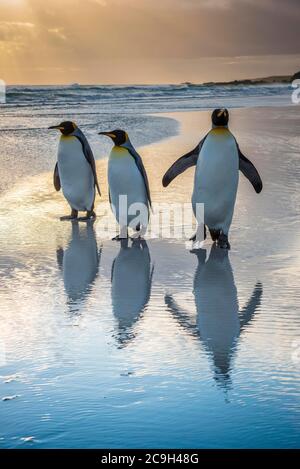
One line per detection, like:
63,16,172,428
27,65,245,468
162,109,263,249
99,130,151,239
49,121,101,221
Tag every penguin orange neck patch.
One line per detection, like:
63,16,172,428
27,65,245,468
110,146,130,158
210,127,230,135
60,135,77,141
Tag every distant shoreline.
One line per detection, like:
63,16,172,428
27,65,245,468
184,73,299,87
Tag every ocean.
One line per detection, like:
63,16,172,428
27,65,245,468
3,83,291,113
0,83,292,194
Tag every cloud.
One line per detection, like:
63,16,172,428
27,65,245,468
90,0,107,5
0,0,300,83
47,28,67,41
0,21,36,46
0,22,35,28
0,21,35,38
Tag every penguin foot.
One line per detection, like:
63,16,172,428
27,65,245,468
112,233,128,241
217,233,231,250
77,216,96,221
77,210,96,222
60,209,78,221
60,215,77,221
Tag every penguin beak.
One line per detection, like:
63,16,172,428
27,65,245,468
98,131,116,139
48,125,64,130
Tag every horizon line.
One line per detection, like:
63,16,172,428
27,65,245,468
4,73,294,88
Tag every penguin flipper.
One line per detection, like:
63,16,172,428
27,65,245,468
162,135,207,187
73,129,101,196
53,162,61,191
237,144,263,194
125,143,152,209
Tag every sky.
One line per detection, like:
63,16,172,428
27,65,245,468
0,0,299,84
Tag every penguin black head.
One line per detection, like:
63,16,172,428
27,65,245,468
98,129,128,146
211,109,229,127
48,121,77,135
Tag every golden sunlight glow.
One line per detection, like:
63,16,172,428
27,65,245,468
0,0,299,84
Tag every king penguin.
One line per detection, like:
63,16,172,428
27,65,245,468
99,129,151,239
49,121,101,221
162,109,263,249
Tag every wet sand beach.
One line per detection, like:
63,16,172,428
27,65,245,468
0,106,300,448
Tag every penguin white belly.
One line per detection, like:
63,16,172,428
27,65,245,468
108,147,148,227
58,136,95,212
192,129,239,234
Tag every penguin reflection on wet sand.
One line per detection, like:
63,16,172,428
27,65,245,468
57,221,101,311
163,109,263,249
111,238,153,347
165,245,263,389
49,121,101,221
99,130,151,240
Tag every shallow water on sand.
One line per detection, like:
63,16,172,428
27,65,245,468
0,108,300,448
